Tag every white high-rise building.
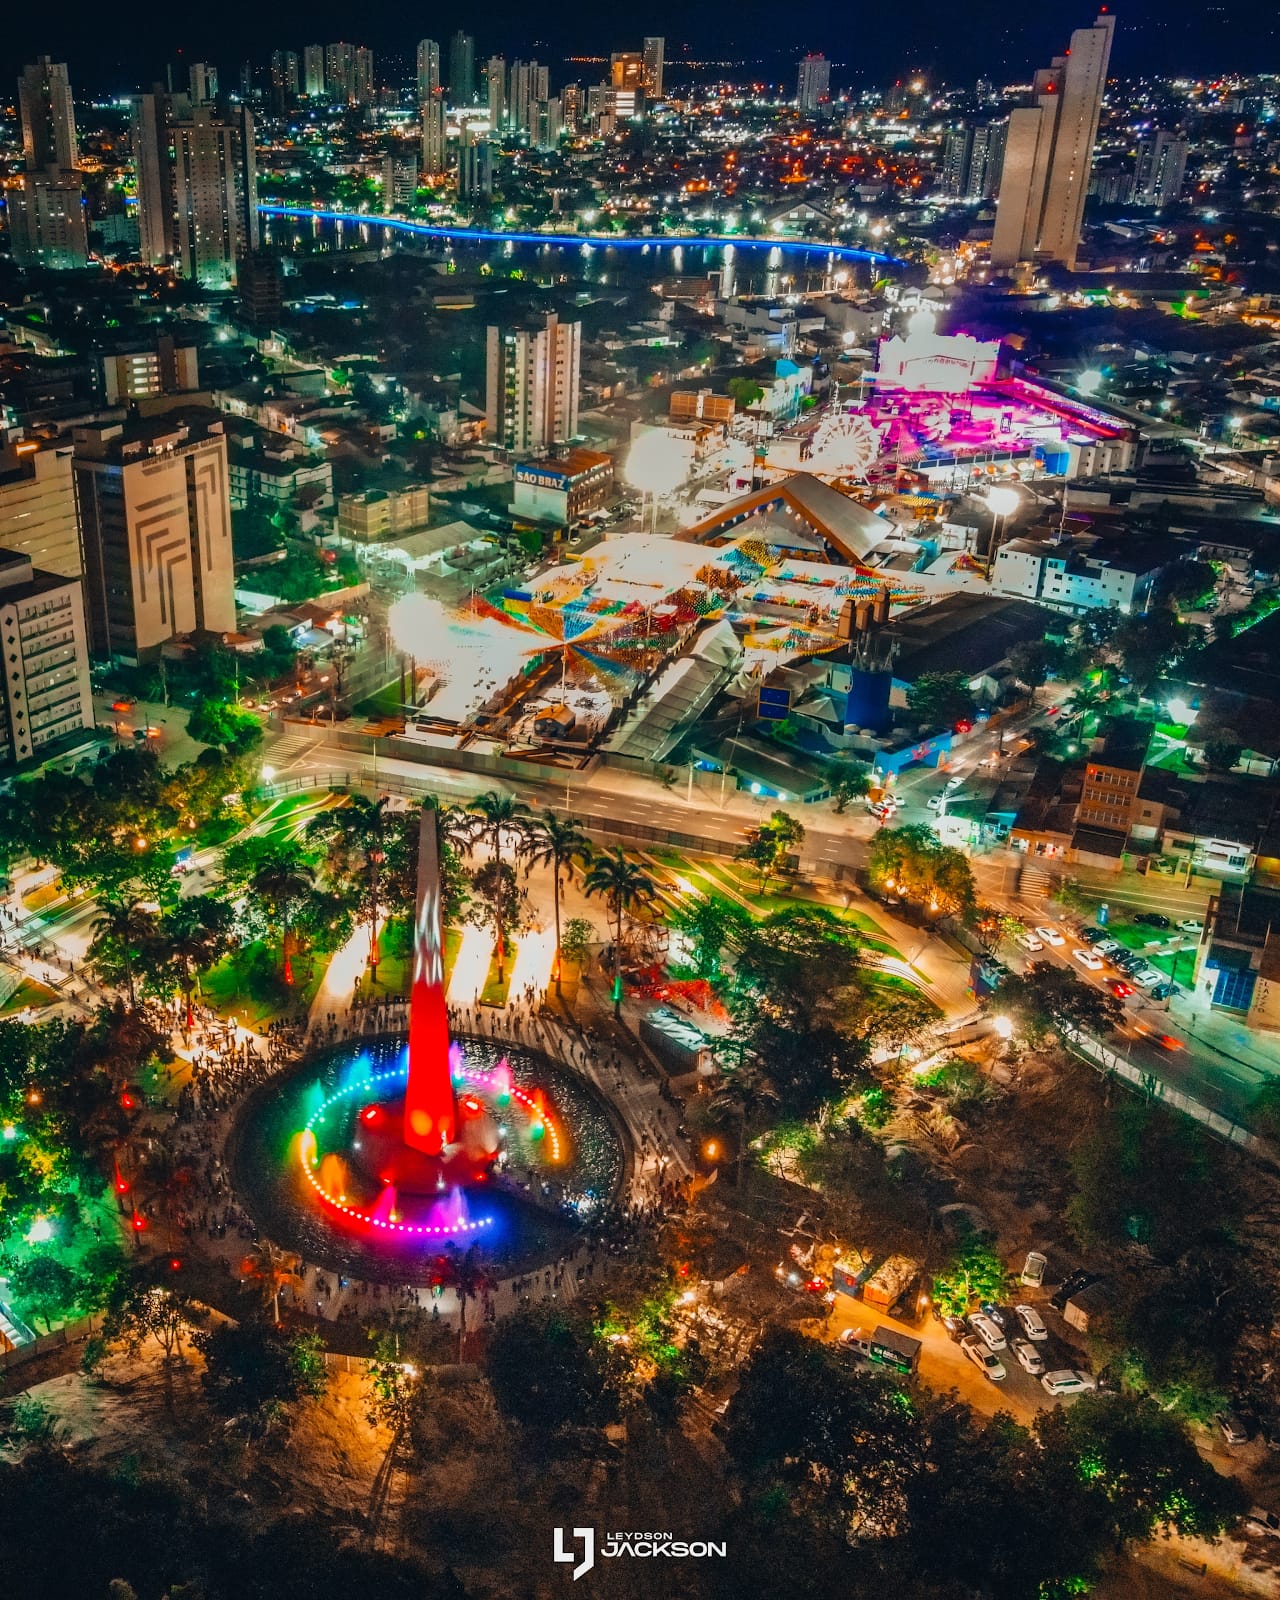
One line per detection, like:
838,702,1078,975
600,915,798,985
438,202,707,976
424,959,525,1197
991,10,1115,269
416,39,441,104
509,60,549,137
188,63,218,105
303,45,325,97
797,53,831,114
486,313,581,455
0,548,94,768
0,435,83,577
8,170,87,270
487,56,507,130
1133,130,1187,207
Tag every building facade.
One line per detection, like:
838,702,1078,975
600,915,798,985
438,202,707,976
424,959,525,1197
486,313,581,455
513,449,613,523
72,410,237,661
0,437,83,578
8,170,88,270
18,56,78,171
797,54,831,114
0,549,94,768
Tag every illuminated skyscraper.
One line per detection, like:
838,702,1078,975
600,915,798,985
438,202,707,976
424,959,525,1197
1133,130,1187,207
9,171,88,269
303,45,325,97
486,312,581,454
509,60,549,137
421,93,447,177
449,31,476,105
325,43,356,105
18,57,78,171
991,9,1115,269
188,62,218,105
354,48,375,107
457,126,492,200
797,53,831,114
270,51,300,110
487,56,507,130
416,39,441,104
131,94,258,288
643,37,665,99
610,52,644,91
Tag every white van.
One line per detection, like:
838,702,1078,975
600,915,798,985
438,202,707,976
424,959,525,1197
1041,1370,1097,1397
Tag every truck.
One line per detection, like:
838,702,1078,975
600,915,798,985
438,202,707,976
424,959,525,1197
840,1324,922,1377
861,1255,920,1313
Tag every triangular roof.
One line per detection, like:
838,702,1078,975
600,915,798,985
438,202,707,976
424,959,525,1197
678,472,890,563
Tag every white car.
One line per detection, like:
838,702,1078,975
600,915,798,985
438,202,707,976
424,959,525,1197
1178,918,1204,935
1072,948,1104,971
1041,1370,1097,1397
961,1334,1006,1382
1012,1338,1045,1376
1016,932,1044,953
1015,1304,1048,1341
1133,967,1165,989
968,1312,1007,1352
926,794,948,811
1034,926,1065,947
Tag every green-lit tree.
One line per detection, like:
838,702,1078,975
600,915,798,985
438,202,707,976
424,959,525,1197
464,791,532,982
583,847,657,1015
524,811,592,996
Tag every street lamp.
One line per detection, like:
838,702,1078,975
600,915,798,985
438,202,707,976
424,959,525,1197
993,1015,1014,1039
984,485,1020,580
1077,368,1104,396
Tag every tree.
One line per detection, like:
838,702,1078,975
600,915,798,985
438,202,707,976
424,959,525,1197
708,1062,779,1191
435,1243,492,1359
309,794,392,979
867,823,976,918
1202,736,1243,772
161,895,234,1029
583,847,657,1016
725,1327,923,1542
240,1237,304,1324
1007,639,1052,698
735,809,805,894
559,916,594,967
248,848,317,986
828,762,871,813
485,1304,618,1436
187,696,262,754
10,1252,81,1332
931,1228,1007,1317
107,1279,194,1410
464,791,532,982
1157,559,1219,611
89,898,157,1008
1112,607,1193,691
670,894,750,980
989,960,1125,1044
193,1322,327,1435
524,812,592,997
905,670,974,730
726,376,764,410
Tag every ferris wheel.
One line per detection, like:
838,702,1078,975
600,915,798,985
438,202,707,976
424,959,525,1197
808,408,884,480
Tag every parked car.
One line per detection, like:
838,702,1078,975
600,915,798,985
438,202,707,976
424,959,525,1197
967,1312,1007,1352
1015,1304,1048,1341
1178,918,1204,934
1134,912,1171,928
979,1301,1012,1332
938,1313,967,1343
961,1334,1006,1382
1247,1508,1280,1538
1134,967,1166,990
1035,926,1066,946
1073,948,1104,971
1012,1338,1045,1376
1077,927,1104,945
1020,1251,1047,1288
1041,1370,1097,1397
1216,1410,1251,1445
1016,932,1044,953
1149,981,1176,1002
1114,953,1143,974
1094,938,1121,955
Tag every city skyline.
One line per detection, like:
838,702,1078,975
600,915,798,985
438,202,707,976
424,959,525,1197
1,2,1276,91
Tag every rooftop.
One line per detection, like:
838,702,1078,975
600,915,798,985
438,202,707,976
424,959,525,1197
883,592,1059,682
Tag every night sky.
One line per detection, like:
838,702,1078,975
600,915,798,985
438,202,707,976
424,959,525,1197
1,0,1276,95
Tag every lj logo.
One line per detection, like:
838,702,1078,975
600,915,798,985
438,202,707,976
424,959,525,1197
553,1526,595,1580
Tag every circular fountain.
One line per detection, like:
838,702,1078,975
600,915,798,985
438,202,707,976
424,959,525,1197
230,809,625,1283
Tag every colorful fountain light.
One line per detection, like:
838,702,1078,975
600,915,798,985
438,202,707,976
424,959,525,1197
294,807,563,1242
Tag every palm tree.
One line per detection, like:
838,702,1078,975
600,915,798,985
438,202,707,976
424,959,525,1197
583,847,656,1016
90,898,156,1008
311,794,390,980
240,1237,304,1324
162,895,234,1031
438,1244,493,1360
709,1063,780,1192
524,812,592,997
250,851,316,986
464,791,532,982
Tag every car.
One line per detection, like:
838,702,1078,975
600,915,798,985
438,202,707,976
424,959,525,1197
1114,952,1143,974
961,1334,1006,1382
1133,967,1166,990
938,1313,967,1344
1216,1410,1251,1445
1015,1304,1048,1341
1072,948,1104,971
1016,932,1045,953
1094,938,1121,955
979,1301,1012,1332
1109,978,1135,999
1079,927,1104,944
1034,926,1065,947
1247,1507,1280,1538
1041,1370,1097,1397
1148,981,1176,1002
1133,911,1171,928
1178,918,1204,935
1012,1338,1045,1376
967,1312,1007,1351
1020,1251,1047,1288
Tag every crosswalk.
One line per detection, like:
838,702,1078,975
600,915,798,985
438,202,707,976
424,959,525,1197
1018,863,1055,905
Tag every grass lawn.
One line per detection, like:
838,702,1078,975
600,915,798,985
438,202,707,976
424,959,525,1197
355,680,409,719
480,953,514,1008
0,978,58,1015
355,924,464,1000
200,943,329,1030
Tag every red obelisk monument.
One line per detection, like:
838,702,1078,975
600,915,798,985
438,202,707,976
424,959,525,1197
402,809,457,1155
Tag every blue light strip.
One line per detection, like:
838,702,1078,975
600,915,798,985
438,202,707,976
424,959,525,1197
256,205,906,268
